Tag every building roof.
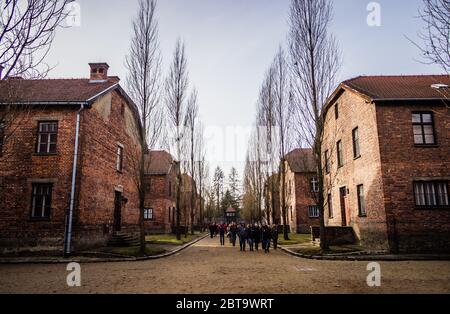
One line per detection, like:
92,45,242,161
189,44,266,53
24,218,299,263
226,207,237,213
341,75,450,101
0,78,120,104
145,151,174,175
285,148,316,173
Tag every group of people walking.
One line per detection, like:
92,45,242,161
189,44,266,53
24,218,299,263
209,222,279,254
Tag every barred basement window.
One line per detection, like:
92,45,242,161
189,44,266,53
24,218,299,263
37,121,58,154
31,183,52,219
412,112,436,145
414,181,449,207
144,208,154,221
308,205,320,218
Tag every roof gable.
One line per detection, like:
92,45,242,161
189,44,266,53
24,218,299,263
285,148,316,173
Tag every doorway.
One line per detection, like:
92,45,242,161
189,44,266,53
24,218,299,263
339,187,347,227
114,191,122,232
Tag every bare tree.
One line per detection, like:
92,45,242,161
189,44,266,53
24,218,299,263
125,0,163,255
0,0,72,79
195,121,208,230
0,0,72,161
411,0,450,73
185,88,198,234
165,39,189,240
288,0,341,250
212,166,225,219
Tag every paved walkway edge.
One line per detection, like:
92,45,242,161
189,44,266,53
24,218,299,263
279,245,450,261
0,234,209,265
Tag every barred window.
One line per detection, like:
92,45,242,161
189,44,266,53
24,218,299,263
31,184,52,219
357,184,366,216
414,181,449,207
116,145,124,172
144,208,154,220
308,205,320,218
337,140,344,168
352,127,360,158
37,122,58,154
325,150,330,174
311,177,319,192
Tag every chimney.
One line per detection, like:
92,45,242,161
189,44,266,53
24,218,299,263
89,62,109,81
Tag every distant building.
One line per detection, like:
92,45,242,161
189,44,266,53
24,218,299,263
322,75,450,253
225,207,237,223
144,150,177,234
282,149,320,234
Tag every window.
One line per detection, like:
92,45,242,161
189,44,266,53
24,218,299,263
414,181,449,207
325,150,330,174
310,177,319,192
357,185,366,216
116,145,124,172
308,205,320,218
337,140,344,168
37,122,58,154
0,122,4,155
352,127,360,158
412,112,436,145
144,208,154,220
31,183,52,219
335,103,339,120
328,193,333,218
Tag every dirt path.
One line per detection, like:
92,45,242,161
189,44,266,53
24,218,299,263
1,236,449,294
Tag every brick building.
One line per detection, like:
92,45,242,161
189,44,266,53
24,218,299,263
180,173,201,231
0,63,142,254
322,75,450,253
282,149,320,234
144,150,176,234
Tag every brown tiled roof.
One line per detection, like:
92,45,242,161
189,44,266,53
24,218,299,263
342,75,450,100
0,78,119,104
285,148,316,173
145,151,174,175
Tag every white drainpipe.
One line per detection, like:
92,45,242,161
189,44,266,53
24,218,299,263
64,104,85,256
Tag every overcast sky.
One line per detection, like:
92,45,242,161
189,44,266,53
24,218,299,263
45,0,442,181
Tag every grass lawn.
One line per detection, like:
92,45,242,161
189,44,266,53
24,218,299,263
146,232,203,245
278,233,312,245
295,245,363,256
109,245,167,257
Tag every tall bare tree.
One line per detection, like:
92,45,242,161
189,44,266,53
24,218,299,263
195,121,208,230
165,39,189,240
185,88,198,234
212,166,224,219
0,0,72,160
288,0,341,250
412,0,450,73
125,0,163,254
0,0,72,79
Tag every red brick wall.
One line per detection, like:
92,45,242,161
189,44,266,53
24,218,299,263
294,173,320,233
0,107,78,253
144,173,175,234
322,90,389,251
376,102,450,253
0,89,143,253
75,90,141,249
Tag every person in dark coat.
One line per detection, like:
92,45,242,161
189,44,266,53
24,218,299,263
229,223,238,247
247,224,255,251
254,224,261,251
219,224,226,246
262,225,272,253
271,225,279,250
238,223,247,251
209,223,215,238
